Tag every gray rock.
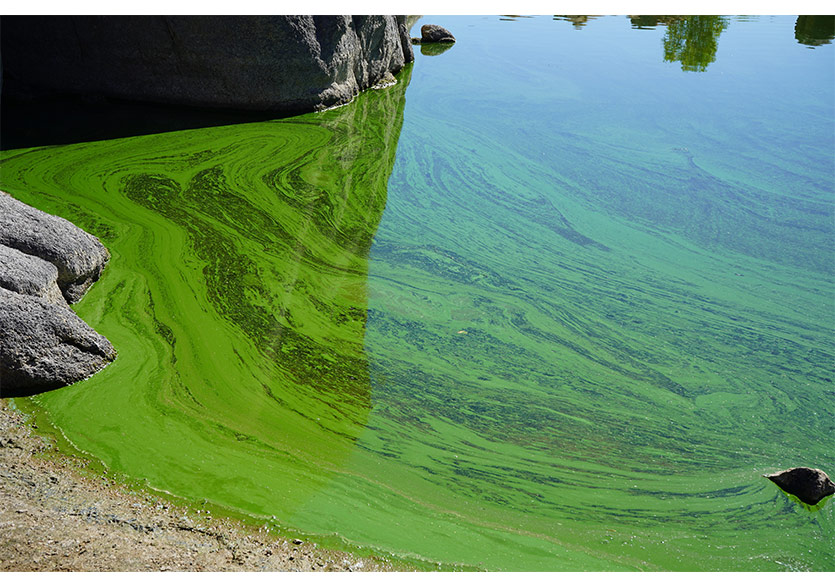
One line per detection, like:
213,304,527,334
0,244,67,306
396,16,415,63
0,288,116,394
1,16,415,113
0,191,110,303
765,467,835,506
421,24,456,43
0,192,115,394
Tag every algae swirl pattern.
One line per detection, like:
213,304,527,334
0,67,411,521
1,15,834,571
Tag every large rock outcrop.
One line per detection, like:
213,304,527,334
0,192,114,395
1,15,415,113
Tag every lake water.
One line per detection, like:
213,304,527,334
1,15,833,570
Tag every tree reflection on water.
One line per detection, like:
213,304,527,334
549,15,833,72
660,16,729,72
794,15,835,47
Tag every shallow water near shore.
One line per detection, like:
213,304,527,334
1,15,833,570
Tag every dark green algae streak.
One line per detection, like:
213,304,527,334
1,15,834,570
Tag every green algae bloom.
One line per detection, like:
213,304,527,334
1,16,833,571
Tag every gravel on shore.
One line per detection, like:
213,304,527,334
0,398,401,572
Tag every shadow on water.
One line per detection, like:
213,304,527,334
0,384,62,398
0,94,293,150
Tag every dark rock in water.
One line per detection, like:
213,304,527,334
765,467,835,505
0,288,116,394
411,37,422,45
0,191,110,303
1,16,415,114
421,24,456,43
0,244,67,306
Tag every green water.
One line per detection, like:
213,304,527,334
1,15,833,570
1,66,409,527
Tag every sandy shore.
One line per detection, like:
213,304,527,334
0,398,402,572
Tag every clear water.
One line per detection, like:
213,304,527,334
1,15,833,570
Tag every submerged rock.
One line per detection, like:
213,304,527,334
0,288,116,394
764,467,835,506
421,24,456,43
0,191,110,303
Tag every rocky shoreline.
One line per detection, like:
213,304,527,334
0,399,403,571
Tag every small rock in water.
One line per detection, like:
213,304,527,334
764,467,835,505
421,24,456,43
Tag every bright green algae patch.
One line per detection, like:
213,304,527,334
0,69,411,536
1,16,834,571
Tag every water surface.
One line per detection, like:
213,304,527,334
1,15,833,570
